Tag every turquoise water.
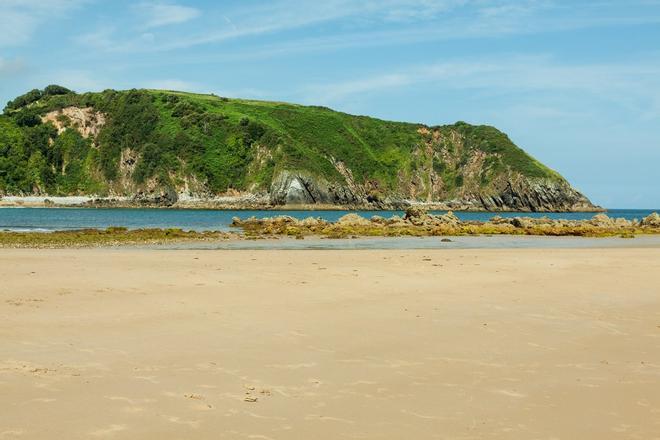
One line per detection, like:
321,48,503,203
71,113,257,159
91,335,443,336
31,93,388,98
0,208,656,232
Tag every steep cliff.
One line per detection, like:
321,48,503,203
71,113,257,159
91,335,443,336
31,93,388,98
0,86,600,211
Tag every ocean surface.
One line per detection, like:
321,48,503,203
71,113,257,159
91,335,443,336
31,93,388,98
0,208,656,232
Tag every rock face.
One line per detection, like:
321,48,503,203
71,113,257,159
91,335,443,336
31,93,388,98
267,170,597,212
41,107,105,139
270,171,361,206
472,179,595,212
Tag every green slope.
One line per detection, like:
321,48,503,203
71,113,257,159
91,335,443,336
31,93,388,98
0,86,561,200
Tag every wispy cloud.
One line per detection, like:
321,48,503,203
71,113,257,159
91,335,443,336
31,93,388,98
0,0,87,47
75,27,156,52
134,1,200,28
76,0,660,56
76,0,482,52
300,55,660,120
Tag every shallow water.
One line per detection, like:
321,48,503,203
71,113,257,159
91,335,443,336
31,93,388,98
0,207,656,232
145,234,660,251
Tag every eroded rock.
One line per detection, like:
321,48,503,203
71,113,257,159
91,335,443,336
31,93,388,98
337,213,371,226
641,212,660,227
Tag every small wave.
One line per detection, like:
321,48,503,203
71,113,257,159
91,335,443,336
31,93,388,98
1,227,56,233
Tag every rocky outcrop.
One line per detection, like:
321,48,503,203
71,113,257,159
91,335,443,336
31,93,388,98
404,206,461,226
473,178,596,212
231,210,660,238
266,170,599,212
41,106,105,139
132,187,179,206
337,213,372,226
269,171,362,206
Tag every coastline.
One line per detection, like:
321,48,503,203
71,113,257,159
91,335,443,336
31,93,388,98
0,195,605,212
152,234,660,251
1,209,658,248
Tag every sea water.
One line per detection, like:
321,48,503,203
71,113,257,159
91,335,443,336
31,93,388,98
0,208,656,232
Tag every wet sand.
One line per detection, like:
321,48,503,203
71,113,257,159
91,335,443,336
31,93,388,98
1,248,659,439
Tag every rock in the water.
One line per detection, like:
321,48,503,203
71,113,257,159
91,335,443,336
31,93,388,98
337,213,371,226
641,212,660,227
300,217,326,227
511,217,535,228
404,206,428,220
434,211,460,226
589,213,614,227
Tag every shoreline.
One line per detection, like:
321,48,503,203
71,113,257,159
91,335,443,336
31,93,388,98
0,195,605,212
2,230,660,250
151,234,660,251
1,209,658,248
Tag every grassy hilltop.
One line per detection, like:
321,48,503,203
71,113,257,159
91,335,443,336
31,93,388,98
0,86,594,211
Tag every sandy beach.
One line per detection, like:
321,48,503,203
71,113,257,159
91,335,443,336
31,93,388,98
1,248,659,439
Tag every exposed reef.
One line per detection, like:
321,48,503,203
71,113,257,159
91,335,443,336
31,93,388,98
231,210,660,239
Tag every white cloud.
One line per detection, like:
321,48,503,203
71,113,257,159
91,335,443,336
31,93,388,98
135,1,200,28
300,55,660,120
76,0,660,56
76,0,474,52
75,27,155,52
0,0,87,47
163,0,660,53
155,0,471,50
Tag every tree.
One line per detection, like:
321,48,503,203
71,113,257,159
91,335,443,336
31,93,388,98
15,108,42,127
44,84,74,96
4,89,43,112
26,150,47,193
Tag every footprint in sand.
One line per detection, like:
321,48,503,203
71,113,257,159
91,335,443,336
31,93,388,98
183,393,214,409
89,424,127,437
5,298,44,307
243,385,272,402
1,430,26,438
163,416,200,428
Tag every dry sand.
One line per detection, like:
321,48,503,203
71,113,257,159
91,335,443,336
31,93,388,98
1,248,659,439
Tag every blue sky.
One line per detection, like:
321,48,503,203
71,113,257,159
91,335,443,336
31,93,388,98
1,0,659,208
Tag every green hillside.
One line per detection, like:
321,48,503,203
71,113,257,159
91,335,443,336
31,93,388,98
0,86,592,211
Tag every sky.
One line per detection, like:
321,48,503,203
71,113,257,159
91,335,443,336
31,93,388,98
1,0,659,208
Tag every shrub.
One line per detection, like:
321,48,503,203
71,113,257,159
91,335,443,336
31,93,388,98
5,89,43,112
44,85,74,96
14,109,42,127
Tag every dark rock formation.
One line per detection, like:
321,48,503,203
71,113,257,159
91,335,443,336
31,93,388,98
270,171,361,206
466,179,596,212
269,170,599,212
133,187,178,206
